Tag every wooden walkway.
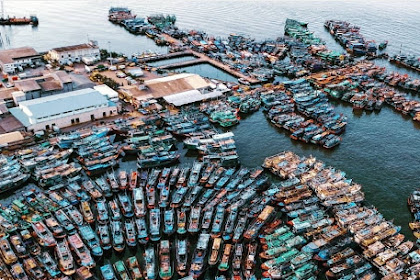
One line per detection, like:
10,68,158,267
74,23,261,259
152,50,260,84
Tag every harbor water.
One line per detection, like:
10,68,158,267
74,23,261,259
2,0,420,273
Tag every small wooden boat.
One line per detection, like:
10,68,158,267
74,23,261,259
149,208,161,242
223,208,238,241
68,233,95,268
97,224,112,251
10,262,29,280
232,214,247,243
0,238,18,265
176,238,188,277
110,220,125,252
208,237,222,266
144,246,157,280
177,208,187,235
218,244,232,272
124,218,137,247
159,240,173,280
163,208,175,235
37,251,60,278
23,257,46,280
80,201,94,224
79,224,103,257
96,200,110,224
114,260,130,280
232,243,244,275
201,207,214,232
109,199,122,221
65,206,84,227
20,229,41,256
118,192,134,218
44,214,66,239
135,217,149,245
133,188,147,217
188,206,201,234
189,233,210,278
100,264,116,280
55,240,76,276
129,170,138,191
119,170,128,190
31,221,57,248
9,233,29,259
126,256,144,280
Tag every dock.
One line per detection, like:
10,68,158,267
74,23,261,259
143,50,260,84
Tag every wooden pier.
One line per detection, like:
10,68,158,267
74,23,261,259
146,50,260,84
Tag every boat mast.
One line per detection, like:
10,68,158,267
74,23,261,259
1,0,4,19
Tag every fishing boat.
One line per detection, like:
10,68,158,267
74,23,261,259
119,170,128,190
114,260,131,280
124,218,137,247
159,185,171,208
96,200,110,225
107,172,120,193
95,177,112,198
100,264,116,280
10,262,29,280
163,209,175,235
149,208,161,242
10,233,29,259
183,186,203,207
68,233,95,268
137,151,180,169
211,206,226,238
232,214,248,243
177,208,187,235
37,251,60,278
200,164,216,185
201,207,214,232
79,225,103,257
97,224,112,251
80,201,95,224
208,237,222,266
188,161,203,187
188,206,202,234
110,220,125,252
126,256,144,280
159,240,173,280
146,174,157,209
244,205,275,240
176,168,189,188
232,243,244,275
176,238,188,277
218,244,233,271
20,229,41,256
32,221,57,248
23,257,45,280
109,199,122,221
197,189,215,207
55,240,76,276
0,238,17,265
171,186,188,208
129,170,138,191
133,188,147,218
66,205,84,227
139,170,149,188
243,242,258,278
223,208,238,241
118,192,134,218
144,246,157,280
76,266,95,280
189,233,210,278
135,217,149,244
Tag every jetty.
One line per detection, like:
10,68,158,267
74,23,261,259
140,50,260,84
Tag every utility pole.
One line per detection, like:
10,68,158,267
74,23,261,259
108,41,112,66
1,0,4,19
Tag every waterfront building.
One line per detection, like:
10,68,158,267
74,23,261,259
10,88,117,132
48,41,100,65
0,47,41,74
119,73,227,107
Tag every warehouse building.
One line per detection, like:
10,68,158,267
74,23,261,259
48,41,100,65
0,47,41,73
10,88,117,132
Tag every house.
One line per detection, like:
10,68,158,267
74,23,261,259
48,41,100,65
10,88,118,132
0,47,41,73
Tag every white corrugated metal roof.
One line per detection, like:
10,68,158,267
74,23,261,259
19,88,108,119
163,89,223,106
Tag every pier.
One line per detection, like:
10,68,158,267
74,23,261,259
142,50,260,84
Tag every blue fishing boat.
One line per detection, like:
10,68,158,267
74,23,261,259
163,209,175,235
79,224,103,257
136,217,149,244
149,208,161,242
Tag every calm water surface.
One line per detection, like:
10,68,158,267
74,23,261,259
2,0,420,258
